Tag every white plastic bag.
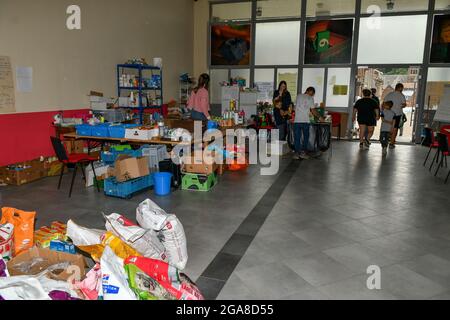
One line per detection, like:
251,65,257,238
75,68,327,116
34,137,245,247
136,199,188,270
104,213,166,261
100,246,137,300
0,276,50,300
67,219,104,246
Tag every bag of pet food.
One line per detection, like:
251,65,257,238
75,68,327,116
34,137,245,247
1,208,36,256
0,258,8,277
136,199,188,270
100,246,137,300
66,220,104,246
124,256,203,300
0,223,14,261
104,213,166,262
101,232,141,260
72,263,102,300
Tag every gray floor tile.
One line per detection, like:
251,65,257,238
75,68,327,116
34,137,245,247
293,227,355,250
328,220,386,242
284,252,357,287
400,254,450,289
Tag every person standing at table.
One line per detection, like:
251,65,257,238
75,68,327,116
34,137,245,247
187,73,211,121
273,81,292,141
293,87,320,160
352,89,379,150
383,83,407,148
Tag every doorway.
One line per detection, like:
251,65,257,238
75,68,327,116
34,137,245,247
355,67,420,144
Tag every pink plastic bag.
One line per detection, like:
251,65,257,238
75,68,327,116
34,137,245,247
73,263,102,300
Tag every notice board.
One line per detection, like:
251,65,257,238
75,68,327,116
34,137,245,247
434,84,450,123
0,56,16,113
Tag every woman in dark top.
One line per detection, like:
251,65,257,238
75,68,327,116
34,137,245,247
352,89,380,150
273,81,292,141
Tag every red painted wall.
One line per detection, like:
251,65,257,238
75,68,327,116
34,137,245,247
0,109,90,166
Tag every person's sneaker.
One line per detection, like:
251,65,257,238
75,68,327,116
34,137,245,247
389,144,396,149
360,143,369,150
365,137,371,146
293,153,301,160
382,147,387,156
299,152,310,160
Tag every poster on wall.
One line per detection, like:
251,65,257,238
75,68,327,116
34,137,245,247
430,14,450,64
0,56,16,113
210,24,251,66
304,19,353,65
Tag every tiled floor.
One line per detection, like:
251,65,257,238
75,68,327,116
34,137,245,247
1,141,450,300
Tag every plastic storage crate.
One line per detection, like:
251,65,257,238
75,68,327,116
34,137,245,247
104,174,153,199
94,109,127,123
91,124,111,137
75,124,93,136
101,148,143,165
182,172,217,192
108,124,139,139
140,145,167,172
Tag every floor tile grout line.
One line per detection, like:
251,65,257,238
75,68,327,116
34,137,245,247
198,159,301,299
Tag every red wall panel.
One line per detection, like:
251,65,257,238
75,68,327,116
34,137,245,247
0,109,89,166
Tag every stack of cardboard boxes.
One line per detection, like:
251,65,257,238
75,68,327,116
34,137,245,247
181,155,219,192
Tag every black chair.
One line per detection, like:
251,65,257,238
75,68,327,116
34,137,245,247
433,133,450,184
50,136,100,197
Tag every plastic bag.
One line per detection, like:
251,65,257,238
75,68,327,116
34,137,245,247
73,263,102,300
136,199,188,270
66,220,104,246
1,208,36,256
124,256,203,300
101,232,141,260
0,276,50,300
100,246,136,300
0,258,8,277
0,223,14,261
104,213,166,261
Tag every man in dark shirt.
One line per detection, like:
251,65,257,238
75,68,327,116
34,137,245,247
273,81,292,141
353,89,379,150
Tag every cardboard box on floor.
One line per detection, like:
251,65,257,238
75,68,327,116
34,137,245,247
183,156,218,175
7,247,86,281
1,159,48,186
113,155,150,182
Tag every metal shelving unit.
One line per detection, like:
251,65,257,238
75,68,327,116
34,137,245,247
117,64,163,124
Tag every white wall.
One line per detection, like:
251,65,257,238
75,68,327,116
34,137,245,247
0,0,193,113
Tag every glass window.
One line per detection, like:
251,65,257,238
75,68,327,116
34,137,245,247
435,0,450,10
361,0,428,14
211,2,252,22
302,68,325,105
255,21,301,65
277,68,298,101
210,69,229,104
357,15,428,64
326,68,351,108
231,69,250,88
426,68,450,110
254,69,275,103
256,0,302,19
306,0,355,17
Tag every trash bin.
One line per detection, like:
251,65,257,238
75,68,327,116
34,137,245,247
153,172,173,196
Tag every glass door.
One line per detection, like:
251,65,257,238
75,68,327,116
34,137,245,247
355,66,420,143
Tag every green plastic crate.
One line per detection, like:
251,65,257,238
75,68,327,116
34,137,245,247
182,172,217,192
110,144,132,152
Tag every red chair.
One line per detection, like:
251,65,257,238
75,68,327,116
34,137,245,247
423,128,440,167
433,133,450,184
50,136,100,197
329,112,342,140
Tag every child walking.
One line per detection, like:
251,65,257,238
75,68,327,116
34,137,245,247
380,101,395,156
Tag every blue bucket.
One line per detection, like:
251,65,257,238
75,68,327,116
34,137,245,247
153,172,173,196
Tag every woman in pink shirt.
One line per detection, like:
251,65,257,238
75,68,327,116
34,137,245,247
187,73,211,121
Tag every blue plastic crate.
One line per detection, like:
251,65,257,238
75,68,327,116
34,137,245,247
91,124,111,137
75,124,93,136
108,124,138,139
104,174,153,199
101,148,143,165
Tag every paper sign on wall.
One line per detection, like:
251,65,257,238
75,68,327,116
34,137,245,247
333,85,348,96
0,56,16,113
16,67,33,93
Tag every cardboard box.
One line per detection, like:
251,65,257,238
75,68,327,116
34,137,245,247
2,159,47,186
7,247,86,281
64,140,85,154
114,155,150,182
125,126,159,141
183,156,218,175
85,162,111,187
